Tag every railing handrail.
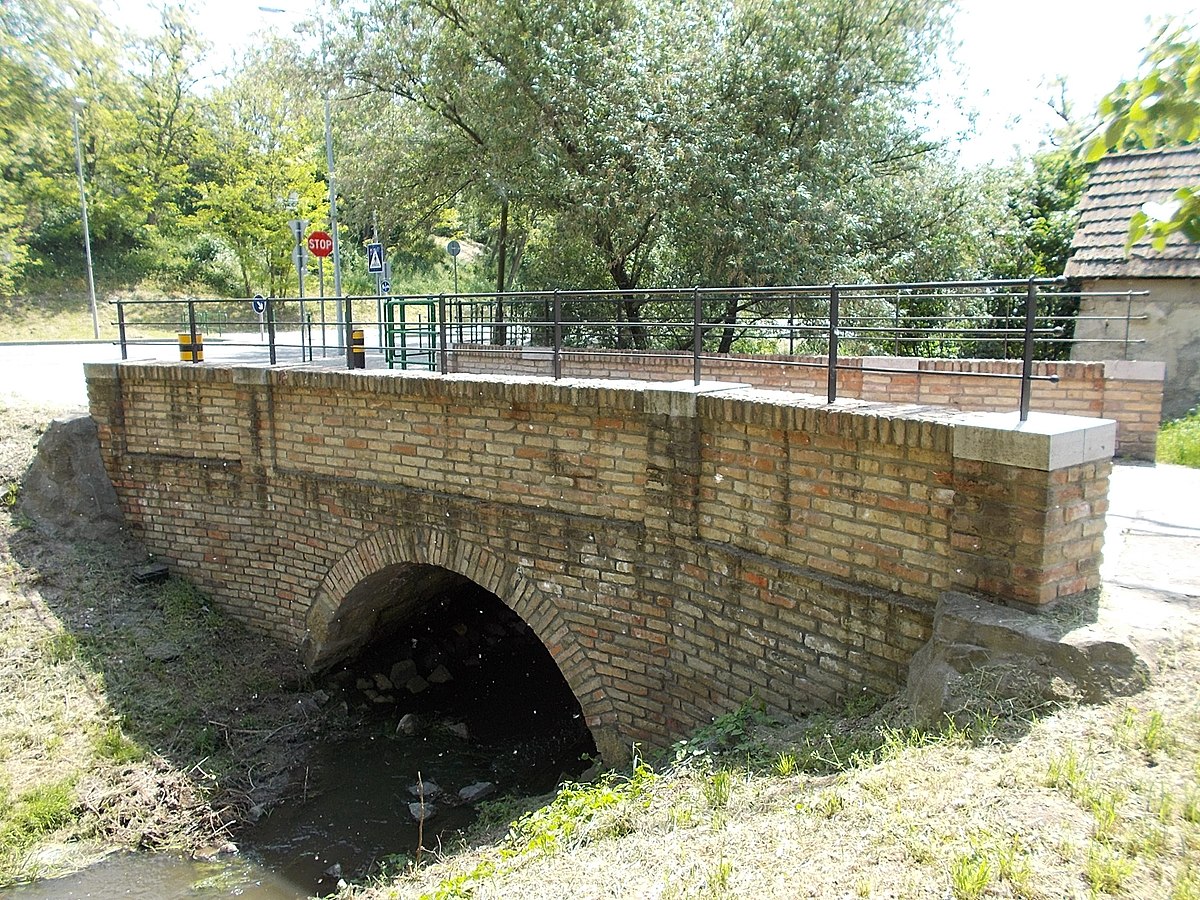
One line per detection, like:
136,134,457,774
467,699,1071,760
110,278,1152,421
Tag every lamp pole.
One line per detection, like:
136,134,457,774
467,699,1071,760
71,99,100,340
258,5,345,349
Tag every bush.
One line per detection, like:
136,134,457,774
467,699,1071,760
1158,409,1200,468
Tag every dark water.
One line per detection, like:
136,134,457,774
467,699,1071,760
11,587,595,899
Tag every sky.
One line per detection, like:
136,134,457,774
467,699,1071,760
102,0,1200,168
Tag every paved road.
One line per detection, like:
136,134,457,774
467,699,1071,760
0,331,396,409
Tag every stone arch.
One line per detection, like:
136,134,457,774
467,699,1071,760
302,523,620,757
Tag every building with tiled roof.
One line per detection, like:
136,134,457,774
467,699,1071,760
1067,146,1200,419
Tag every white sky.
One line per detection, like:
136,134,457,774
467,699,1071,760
102,0,1200,168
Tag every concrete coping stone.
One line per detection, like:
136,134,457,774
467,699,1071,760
952,410,1117,471
859,356,921,371
1103,360,1166,381
644,380,751,417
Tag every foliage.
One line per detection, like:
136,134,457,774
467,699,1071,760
502,764,656,857
1158,408,1200,468
1086,26,1200,248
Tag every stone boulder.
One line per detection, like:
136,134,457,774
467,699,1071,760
20,415,124,542
905,591,1151,727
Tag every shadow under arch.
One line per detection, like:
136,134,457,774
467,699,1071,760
302,525,624,762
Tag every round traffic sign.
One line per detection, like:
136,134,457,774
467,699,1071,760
380,280,392,295
307,231,333,258
446,240,461,257
252,294,267,315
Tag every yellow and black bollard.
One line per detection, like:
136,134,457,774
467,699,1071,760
178,333,204,362
351,328,365,369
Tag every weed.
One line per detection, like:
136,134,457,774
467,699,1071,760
671,702,774,769
1183,787,1200,824
1084,843,1134,894
994,834,1032,894
90,724,145,765
705,858,733,897
421,859,497,900
773,751,797,777
1046,748,1092,802
1151,789,1175,825
1091,790,1124,843
503,765,656,857
843,690,882,718
1,484,18,508
703,770,733,810
813,789,844,819
949,852,991,900
1175,868,1200,900
855,877,872,897
1141,710,1172,754
0,778,77,852
668,804,696,829
41,631,79,664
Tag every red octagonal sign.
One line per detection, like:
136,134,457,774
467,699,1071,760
307,230,333,258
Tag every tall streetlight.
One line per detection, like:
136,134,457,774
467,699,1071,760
70,98,100,340
259,5,345,349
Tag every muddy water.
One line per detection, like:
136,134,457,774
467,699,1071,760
13,668,591,897
11,721,585,900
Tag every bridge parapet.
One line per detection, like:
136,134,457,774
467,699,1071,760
84,362,1115,752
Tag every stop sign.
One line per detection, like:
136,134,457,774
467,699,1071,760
307,231,333,258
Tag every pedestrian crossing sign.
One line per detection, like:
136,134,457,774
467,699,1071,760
366,242,384,274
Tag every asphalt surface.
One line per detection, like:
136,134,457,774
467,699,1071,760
0,331,392,409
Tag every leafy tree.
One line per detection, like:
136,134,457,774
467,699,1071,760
1085,25,1200,247
331,0,964,348
195,39,328,297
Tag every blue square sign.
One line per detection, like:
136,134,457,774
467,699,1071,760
366,242,385,274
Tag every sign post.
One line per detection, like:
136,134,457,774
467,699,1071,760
308,231,333,357
289,219,310,360
447,240,461,341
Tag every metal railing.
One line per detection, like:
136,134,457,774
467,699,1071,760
110,278,1148,422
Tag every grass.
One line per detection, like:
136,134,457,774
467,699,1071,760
1159,408,1200,468
0,402,338,886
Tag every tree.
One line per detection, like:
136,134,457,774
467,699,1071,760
331,0,960,347
195,39,327,297
1086,25,1200,247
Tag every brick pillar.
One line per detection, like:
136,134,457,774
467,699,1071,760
950,411,1116,607
1101,361,1165,461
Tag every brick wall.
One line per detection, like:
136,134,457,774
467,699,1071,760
85,362,1115,758
448,349,1162,460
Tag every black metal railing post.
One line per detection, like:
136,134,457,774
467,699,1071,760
552,289,562,380
1019,277,1037,421
438,293,448,374
788,293,796,355
266,298,277,365
344,296,354,369
692,286,702,386
827,285,839,403
117,301,128,360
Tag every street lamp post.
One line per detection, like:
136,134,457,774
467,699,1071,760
258,5,345,351
71,99,100,340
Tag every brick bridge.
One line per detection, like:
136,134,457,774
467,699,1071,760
85,362,1116,761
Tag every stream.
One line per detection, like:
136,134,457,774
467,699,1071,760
10,583,595,899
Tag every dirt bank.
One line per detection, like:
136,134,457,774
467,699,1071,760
0,400,340,885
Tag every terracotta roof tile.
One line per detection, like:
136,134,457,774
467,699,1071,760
1065,146,1200,278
